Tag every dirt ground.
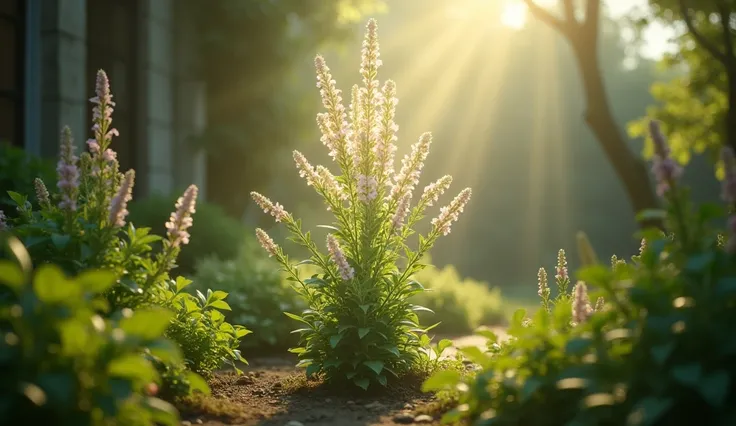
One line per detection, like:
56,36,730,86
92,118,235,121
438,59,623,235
179,328,507,426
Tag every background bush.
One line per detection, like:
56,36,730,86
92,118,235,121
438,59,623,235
191,238,305,351
127,195,246,275
0,143,55,218
411,259,505,336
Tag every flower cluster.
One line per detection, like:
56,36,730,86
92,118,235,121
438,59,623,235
571,281,592,324
57,127,79,212
165,185,198,248
108,170,135,228
649,120,682,197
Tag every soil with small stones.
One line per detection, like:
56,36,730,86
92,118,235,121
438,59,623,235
178,329,507,426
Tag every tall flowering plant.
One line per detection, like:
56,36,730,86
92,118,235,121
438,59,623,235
251,19,471,390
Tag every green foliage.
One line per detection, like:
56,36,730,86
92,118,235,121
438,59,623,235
627,0,733,174
3,71,248,401
425,131,736,425
153,276,250,380
192,239,305,350
0,237,182,425
0,143,56,218
127,195,247,275
410,259,504,335
251,20,472,390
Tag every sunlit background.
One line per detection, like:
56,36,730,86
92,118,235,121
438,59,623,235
255,0,718,290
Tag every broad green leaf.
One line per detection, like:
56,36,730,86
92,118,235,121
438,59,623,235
636,209,667,222
422,370,462,392
185,371,211,395
119,308,174,340
376,374,387,386
671,363,702,386
358,328,371,339
650,342,675,365
698,370,730,407
208,300,232,311
511,309,526,327
565,338,593,356
108,354,158,383
33,265,81,303
353,377,370,391
51,234,71,249
76,270,117,294
284,312,311,326
363,360,384,375
629,397,673,426
0,260,24,291
175,276,192,292
59,320,91,356
437,339,453,354
306,364,320,377
144,397,180,426
329,334,343,348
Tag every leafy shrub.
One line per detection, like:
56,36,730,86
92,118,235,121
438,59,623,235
425,121,736,426
153,276,250,377
410,259,504,335
0,236,186,425
250,19,473,390
192,239,305,350
1,70,247,399
0,142,56,218
127,195,247,275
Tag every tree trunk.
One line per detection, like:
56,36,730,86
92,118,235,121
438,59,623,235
727,65,736,153
571,41,662,228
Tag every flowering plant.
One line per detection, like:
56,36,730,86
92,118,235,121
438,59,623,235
251,19,472,390
4,70,199,310
425,120,736,426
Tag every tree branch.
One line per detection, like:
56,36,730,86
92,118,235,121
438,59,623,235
717,2,735,62
678,0,728,64
562,0,576,24
584,0,600,34
522,0,571,37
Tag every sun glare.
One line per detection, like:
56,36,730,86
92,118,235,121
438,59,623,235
500,3,527,29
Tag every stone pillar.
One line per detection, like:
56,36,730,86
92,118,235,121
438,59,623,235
39,0,87,158
137,0,175,196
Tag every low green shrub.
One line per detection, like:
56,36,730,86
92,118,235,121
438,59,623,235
127,195,247,275
424,121,736,426
1,70,248,400
0,236,188,425
0,142,56,218
192,239,304,350
410,259,504,336
250,19,472,390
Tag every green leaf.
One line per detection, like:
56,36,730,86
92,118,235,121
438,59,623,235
460,346,489,367
636,209,667,222
175,276,193,292
629,397,673,426
363,360,384,375
380,345,400,357
108,354,158,383
714,277,736,297
59,320,91,356
565,338,593,356
684,252,714,273
329,334,343,348
146,339,183,365
51,234,71,249
33,265,81,303
119,308,174,340
284,312,311,326
475,327,498,344
650,342,675,365
36,373,75,407
358,328,371,339
144,397,180,426
353,377,370,391
208,300,232,311
210,290,228,301
7,191,26,208
422,370,462,392
76,270,117,294
437,339,453,355
306,363,320,378
376,374,387,386
359,304,371,313
671,363,702,386
698,370,730,407
185,371,211,395
0,260,24,291
511,309,526,327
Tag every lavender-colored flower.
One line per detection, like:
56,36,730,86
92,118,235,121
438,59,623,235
357,174,378,203
89,70,119,146
103,148,117,163
419,175,452,208
34,178,50,208
165,185,198,247
327,234,354,281
293,151,321,187
390,132,432,202
108,170,135,227
721,146,736,204
649,120,682,197
87,139,100,154
317,165,347,201
594,297,605,312
251,192,289,223
315,56,350,162
391,192,411,232
572,281,592,324
360,19,382,89
374,80,398,179
431,188,471,236
0,210,6,231
555,249,568,282
255,228,279,257
639,238,647,256
56,126,79,211
537,268,549,299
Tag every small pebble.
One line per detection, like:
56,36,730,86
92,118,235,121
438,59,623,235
347,400,355,405
403,403,414,410
393,412,415,424
415,414,434,423
195,419,203,425
325,398,332,403
365,401,385,410
285,421,304,426
181,422,192,426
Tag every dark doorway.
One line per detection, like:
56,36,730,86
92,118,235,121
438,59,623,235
0,0,25,147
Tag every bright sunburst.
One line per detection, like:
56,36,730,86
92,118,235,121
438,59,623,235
500,2,527,29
